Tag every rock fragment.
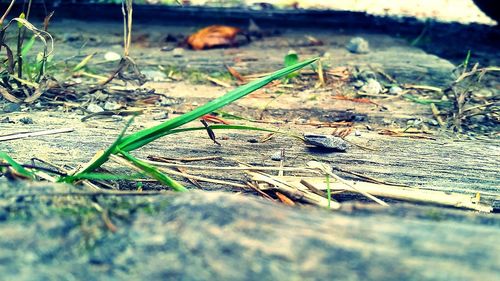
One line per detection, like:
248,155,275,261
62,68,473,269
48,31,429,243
346,37,370,54
304,134,348,151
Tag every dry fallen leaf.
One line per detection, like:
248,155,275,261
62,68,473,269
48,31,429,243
275,191,296,206
187,25,242,50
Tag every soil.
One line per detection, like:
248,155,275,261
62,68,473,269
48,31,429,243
0,9,499,280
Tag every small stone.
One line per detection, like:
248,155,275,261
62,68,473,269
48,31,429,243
3,103,21,113
469,115,486,124
389,86,403,95
158,97,177,107
93,91,109,101
172,48,184,57
304,134,348,151
153,112,169,120
360,79,383,95
161,46,175,52
354,130,361,136
346,37,370,54
271,151,283,161
296,118,307,124
352,80,364,88
0,117,13,123
103,101,122,111
142,70,166,82
87,103,104,113
111,115,124,121
427,119,439,126
19,117,33,124
104,51,121,61
382,119,392,126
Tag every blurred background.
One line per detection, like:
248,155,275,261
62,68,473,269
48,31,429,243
1,0,497,25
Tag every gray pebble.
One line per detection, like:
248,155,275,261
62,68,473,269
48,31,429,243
158,97,177,107
427,119,439,126
153,112,169,120
354,130,361,136
304,134,348,151
271,151,283,161
19,117,34,124
104,101,122,111
360,79,383,95
3,103,21,113
346,37,370,54
352,80,364,88
142,70,166,82
469,115,486,123
389,86,403,95
87,103,104,113
0,117,13,123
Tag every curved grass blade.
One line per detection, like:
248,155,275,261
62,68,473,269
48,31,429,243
119,150,187,192
0,151,35,179
117,57,318,151
121,124,305,152
60,172,144,183
72,116,136,177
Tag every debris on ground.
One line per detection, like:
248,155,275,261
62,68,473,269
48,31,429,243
346,37,370,54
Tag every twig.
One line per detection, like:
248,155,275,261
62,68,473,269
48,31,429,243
430,103,446,128
9,190,165,198
246,169,341,209
0,0,15,24
142,158,310,172
281,176,493,212
0,128,74,142
110,154,247,188
148,155,222,163
0,163,67,176
306,161,389,206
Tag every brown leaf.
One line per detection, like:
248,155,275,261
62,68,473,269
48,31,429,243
275,192,296,206
225,65,246,82
187,25,241,50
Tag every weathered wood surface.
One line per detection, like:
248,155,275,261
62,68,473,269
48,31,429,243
0,181,499,280
1,109,499,203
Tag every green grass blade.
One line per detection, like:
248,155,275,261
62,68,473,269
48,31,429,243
117,57,318,151
120,124,305,152
119,150,187,192
0,151,35,179
60,172,144,182
21,35,36,57
73,116,136,177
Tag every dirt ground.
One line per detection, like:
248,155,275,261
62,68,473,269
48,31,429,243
0,10,499,280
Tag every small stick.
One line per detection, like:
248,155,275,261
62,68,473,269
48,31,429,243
110,154,246,188
142,158,310,172
0,128,74,142
10,190,165,198
246,170,341,209
278,148,285,177
246,181,274,201
280,176,493,212
307,161,389,207
430,103,445,128
148,155,222,163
